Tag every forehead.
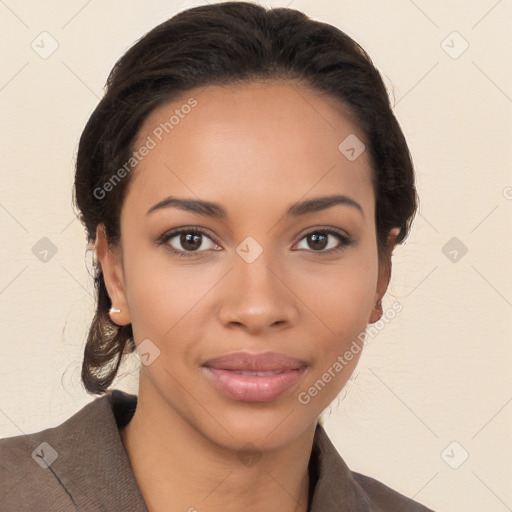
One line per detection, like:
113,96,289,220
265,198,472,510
126,80,374,219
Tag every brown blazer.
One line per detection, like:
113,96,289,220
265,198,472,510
0,390,435,511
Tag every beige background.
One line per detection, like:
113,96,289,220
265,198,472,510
1,1,511,510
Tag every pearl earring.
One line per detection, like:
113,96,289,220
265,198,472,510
109,307,121,314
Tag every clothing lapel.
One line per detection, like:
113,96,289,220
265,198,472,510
309,423,384,512
47,390,147,511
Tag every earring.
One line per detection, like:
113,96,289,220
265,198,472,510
109,307,121,314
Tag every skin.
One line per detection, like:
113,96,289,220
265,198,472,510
96,80,399,512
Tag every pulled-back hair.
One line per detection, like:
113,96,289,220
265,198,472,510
74,1,417,395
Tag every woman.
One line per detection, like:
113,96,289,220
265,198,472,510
0,2,435,511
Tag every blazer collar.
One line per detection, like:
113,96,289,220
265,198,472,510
45,389,147,511
50,389,380,511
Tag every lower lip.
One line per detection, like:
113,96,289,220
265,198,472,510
202,367,307,402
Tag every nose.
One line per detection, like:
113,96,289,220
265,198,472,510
217,250,299,335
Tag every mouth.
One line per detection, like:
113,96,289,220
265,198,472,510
229,370,288,376
202,351,308,372
201,351,308,402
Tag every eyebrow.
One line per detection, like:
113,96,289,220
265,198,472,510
146,194,364,218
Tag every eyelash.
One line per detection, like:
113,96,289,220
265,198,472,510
156,227,353,259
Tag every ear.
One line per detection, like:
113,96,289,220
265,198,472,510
369,227,400,324
95,224,131,326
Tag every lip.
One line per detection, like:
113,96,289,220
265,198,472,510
202,367,307,402
202,351,309,402
203,351,308,372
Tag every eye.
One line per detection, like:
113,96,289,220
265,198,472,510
294,229,353,254
157,227,353,258
158,228,220,258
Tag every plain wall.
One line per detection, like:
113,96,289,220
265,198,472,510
1,1,511,511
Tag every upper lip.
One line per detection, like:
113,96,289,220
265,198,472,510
202,352,308,372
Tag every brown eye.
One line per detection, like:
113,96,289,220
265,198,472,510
295,229,352,254
159,228,220,258
179,232,202,251
306,233,329,251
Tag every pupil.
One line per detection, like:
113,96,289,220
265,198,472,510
309,233,327,250
182,233,201,250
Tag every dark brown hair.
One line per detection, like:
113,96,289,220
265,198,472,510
74,1,417,395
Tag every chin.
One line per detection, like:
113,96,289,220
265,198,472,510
197,405,314,452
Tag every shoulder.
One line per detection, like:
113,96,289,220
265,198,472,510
310,424,436,511
1,425,77,511
0,390,140,512
0,401,96,511
351,471,435,512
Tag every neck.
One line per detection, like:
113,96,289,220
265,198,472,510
119,386,316,512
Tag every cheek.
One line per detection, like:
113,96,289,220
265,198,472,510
296,254,378,411
296,242,379,384
121,241,221,342
121,239,171,332
297,249,379,332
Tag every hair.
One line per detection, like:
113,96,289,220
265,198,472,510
74,1,418,395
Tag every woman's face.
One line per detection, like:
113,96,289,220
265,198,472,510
100,80,395,450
